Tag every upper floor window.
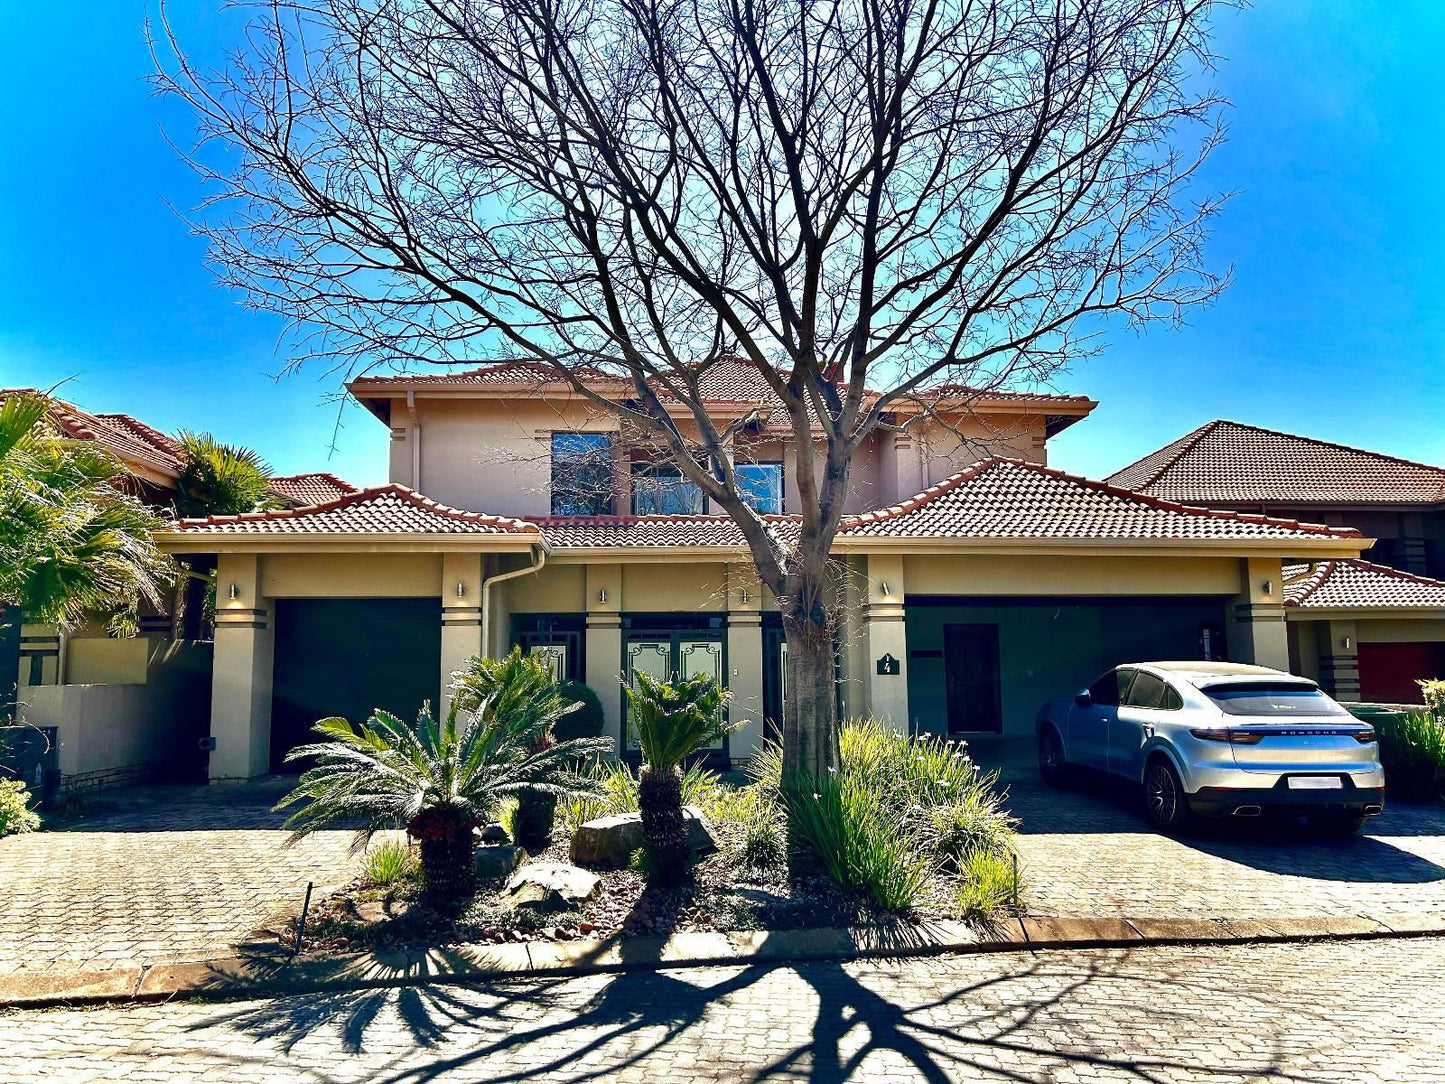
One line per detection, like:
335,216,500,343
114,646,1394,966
737,462,784,514
551,433,612,516
632,462,704,515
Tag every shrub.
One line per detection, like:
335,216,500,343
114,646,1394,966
0,779,40,837
740,816,785,870
277,693,608,905
953,848,1023,922
763,719,1018,915
1377,711,1445,803
626,669,733,881
363,839,418,888
555,680,606,742
1419,679,1445,719
558,759,639,832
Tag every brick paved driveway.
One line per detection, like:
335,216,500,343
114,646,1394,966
990,754,1445,919
3,936,1442,1082
0,779,359,975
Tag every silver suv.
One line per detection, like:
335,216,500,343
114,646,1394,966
1035,662,1385,834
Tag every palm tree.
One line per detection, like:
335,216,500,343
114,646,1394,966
277,697,609,904
0,392,173,634
173,430,277,518
452,648,579,848
625,670,733,881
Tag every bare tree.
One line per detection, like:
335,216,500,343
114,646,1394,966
155,0,1228,784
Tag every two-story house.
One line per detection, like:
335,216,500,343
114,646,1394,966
1109,420,1445,704
154,359,1367,782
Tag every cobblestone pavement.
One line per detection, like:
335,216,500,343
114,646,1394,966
0,779,358,975
2,936,1442,1082
986,754,1445,919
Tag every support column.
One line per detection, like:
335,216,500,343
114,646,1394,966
863,554,909,727
17,622,60,690
1228,558,1289,671
585,564,624,756
440,553,485,714
725,564,764,764
209,553,274,782
1319,619,1361,702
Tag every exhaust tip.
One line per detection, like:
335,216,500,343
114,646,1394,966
1363,804,1383,816
1232,805,1263,817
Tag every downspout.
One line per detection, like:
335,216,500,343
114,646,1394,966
480,542,548,659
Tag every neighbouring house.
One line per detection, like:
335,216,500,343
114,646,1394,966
1109,420,1445,704
145,359,1370,783
1,388,350,791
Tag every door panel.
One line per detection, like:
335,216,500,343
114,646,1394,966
624,640,672,750
680,640,726,751
1070,669,1132,771
942,623,1002,734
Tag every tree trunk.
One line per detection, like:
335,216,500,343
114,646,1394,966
410,810,477,906
638,762,689,881
780,601,840,791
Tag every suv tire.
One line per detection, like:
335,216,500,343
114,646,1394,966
1038,727,1069,788
1143,758,1194,833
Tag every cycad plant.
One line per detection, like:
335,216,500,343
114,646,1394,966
174,430,277,518
452,648,580,848
277,697,609,904
625,669,732,880
0,391,173,634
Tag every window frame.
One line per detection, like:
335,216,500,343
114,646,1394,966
549,432,614,517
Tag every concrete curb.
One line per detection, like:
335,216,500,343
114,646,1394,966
3,912,1441,1009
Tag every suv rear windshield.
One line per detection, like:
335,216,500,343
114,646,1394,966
1201,682,1349,718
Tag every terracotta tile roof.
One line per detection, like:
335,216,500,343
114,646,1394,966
267,472,359,507
1106,420,1445,506
350,359,623,389
172,484,539,535
537,514,798,549
836,458,1364,541
2,388,183,477
1284,559,1445,611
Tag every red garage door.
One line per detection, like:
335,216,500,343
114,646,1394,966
1358,642,1445,704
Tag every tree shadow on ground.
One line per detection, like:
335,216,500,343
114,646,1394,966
190,937,1349,1084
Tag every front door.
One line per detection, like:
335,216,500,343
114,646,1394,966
623,634,726,754
943,623,1002,733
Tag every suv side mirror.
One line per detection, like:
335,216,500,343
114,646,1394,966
1074,689,1092,708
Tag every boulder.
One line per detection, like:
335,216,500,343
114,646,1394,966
503,862,600,913
474,844,523,883
478,823,512,845
569,806,717,869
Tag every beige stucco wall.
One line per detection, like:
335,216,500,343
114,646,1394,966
260,553,443,598
64,636,150,685
903,553,1242,596
1354,617,1445,643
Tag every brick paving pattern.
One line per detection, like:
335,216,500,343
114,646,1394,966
2,937,1442,1082
0,780,358,975
993,760,1445,919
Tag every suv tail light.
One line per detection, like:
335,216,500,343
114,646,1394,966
1190,728,1265,745
1353,727,1378,744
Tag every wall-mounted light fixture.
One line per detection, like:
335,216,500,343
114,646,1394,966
740,589,750,604
228,583,239,601
1261,580,1273,596
598,588,607,604
1343,636,1353,650
457,581,466,598
880,581,891,597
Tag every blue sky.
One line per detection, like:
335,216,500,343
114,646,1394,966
2,2,1442,486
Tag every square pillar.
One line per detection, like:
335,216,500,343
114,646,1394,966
1228,557,1289,671
1319,619,1361,702
209,553,274,782
725,563,765,763
585,564,624,756
863,554,909,727
440,553,484,714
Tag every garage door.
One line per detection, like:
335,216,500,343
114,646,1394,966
271,598,441,772
1358,641,1445,705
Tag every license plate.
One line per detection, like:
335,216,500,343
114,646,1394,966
1287,776,1343,790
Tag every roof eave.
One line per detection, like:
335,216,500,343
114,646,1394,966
830,535,1369,556
156,532,541,554
1286,605,1445,620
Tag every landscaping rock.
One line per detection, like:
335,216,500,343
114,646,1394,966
569,807,717,868
504,862,600,913
478,823,512,845
474,844,523,883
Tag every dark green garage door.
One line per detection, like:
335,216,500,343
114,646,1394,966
271,597,441,772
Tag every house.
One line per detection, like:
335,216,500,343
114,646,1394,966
1109,420,1445,705
147,360,1367,782
2,389,355,790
